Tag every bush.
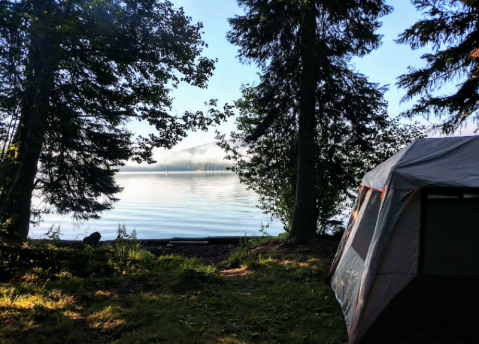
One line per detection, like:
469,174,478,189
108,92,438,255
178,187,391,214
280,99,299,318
112,224,154,270
227,227,276,268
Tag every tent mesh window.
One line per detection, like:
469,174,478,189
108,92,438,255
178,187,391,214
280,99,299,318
350,189,381,260
422,189,479,278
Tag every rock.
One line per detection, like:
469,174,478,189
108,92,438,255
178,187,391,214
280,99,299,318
83,232,101,247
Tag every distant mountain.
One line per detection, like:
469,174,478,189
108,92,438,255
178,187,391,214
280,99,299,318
182,142,219,154
119,142,231,172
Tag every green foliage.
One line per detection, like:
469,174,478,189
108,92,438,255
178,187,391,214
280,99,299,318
82,244,96,274
397,0,479,133
112,224,154,270
228,238,253,268
0,238,346,344
42,224,62,241
227,226,276,267
0,0,234,237
219,85,426,235
224,0,397,241
174,258,220,292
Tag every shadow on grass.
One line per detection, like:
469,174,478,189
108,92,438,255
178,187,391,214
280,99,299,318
1,239,347,344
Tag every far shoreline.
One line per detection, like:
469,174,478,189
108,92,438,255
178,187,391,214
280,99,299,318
31,235,265,246
116,170,234,173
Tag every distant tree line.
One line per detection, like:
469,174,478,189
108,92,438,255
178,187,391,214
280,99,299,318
120,162,230,172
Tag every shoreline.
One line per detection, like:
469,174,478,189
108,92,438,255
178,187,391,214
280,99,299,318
31,235,264,246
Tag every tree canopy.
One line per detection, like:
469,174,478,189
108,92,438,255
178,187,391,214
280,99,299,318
397,0,479,133
0,0,232,238
226,0,393,242
217,85,425,236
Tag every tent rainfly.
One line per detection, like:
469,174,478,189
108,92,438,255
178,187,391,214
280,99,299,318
329,137,479,344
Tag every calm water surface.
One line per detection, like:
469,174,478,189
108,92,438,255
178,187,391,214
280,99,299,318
30,172,283,240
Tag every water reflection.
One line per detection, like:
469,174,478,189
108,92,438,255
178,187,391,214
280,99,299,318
30,172,283,240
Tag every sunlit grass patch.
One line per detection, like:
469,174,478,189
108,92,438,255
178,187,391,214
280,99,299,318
94,290,117,298
220,266,249,276
87,304,125,330
1,281,71,307
0,235,346,344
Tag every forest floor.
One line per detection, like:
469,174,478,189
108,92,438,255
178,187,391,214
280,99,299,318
0,234,347,344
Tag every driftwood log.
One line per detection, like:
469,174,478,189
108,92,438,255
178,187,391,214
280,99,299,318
169,241,209,245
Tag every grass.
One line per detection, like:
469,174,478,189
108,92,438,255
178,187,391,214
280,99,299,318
0,234,347,344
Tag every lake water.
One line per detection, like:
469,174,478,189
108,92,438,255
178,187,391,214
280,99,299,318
29,172,284,240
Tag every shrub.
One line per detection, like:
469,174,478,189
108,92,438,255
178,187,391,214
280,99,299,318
112,224,154,270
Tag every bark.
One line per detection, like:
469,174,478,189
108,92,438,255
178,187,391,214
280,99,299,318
0,0,53,238
2,128,43,238
291,3,318,244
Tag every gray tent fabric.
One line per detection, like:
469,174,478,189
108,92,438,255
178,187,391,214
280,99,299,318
330,136,479,343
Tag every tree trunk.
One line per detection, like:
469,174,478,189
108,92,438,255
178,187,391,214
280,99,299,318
291,3,318,244
2,130,43,238
0,0,53,239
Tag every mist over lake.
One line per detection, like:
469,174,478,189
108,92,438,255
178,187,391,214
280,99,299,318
30,172,284,240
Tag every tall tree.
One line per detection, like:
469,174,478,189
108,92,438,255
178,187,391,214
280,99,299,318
397,0,479,133
227,0,392,243
0,0,232,239
217,86,425,236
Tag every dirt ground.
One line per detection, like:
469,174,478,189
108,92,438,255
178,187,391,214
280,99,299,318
142,243,240,266
142,235,341,267
250,236,341,262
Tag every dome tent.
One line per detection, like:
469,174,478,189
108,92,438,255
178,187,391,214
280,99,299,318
329,136,479,344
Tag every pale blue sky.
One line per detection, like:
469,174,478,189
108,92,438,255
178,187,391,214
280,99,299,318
132,0,476,154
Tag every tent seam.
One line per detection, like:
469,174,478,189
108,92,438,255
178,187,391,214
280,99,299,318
351,188,420,343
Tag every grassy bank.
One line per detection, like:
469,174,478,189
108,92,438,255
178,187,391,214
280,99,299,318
0,236,346,344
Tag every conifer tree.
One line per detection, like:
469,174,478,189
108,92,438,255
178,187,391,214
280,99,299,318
217,86,424,237
0,0,231,238
227,0,392,243
397,0,479,133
